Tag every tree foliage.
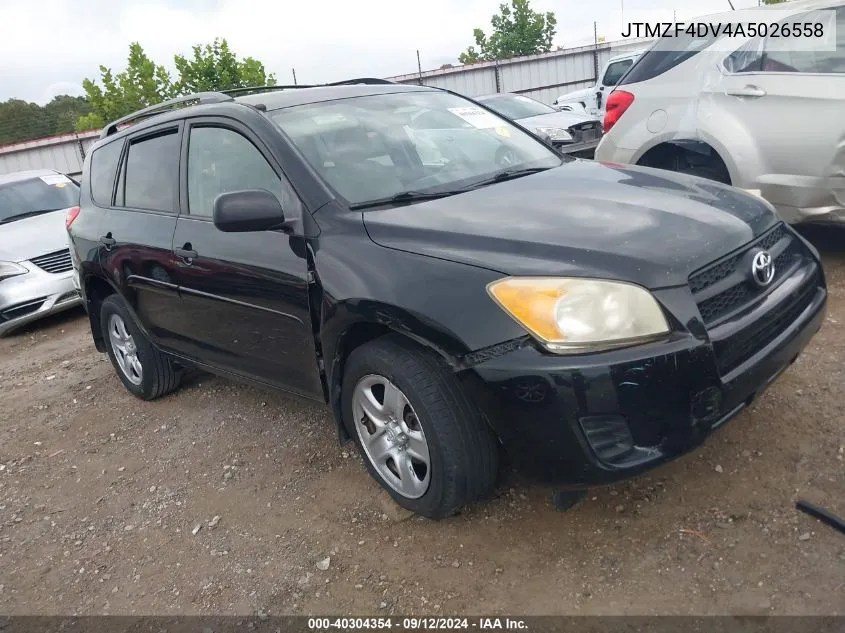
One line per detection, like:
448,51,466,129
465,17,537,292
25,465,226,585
0,95,92,146
459,0,557,64
77,39,276,131
761,0,788,4
173,38,276,95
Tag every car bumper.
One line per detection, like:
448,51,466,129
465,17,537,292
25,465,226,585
0,264,81,335
459,276,827,487
556,138,601,159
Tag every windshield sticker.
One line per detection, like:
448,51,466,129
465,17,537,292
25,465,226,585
447,106,501,130
495,126,511,138
39,174,71,186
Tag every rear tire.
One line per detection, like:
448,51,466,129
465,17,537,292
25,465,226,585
100,295,181,400
342,334,499,519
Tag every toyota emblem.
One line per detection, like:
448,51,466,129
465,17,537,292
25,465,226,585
751,250,775,287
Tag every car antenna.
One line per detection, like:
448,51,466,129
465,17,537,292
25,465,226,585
727,0,735,9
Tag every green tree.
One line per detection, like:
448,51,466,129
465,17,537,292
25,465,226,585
173,38,277,94
76,39,277,131
0,95,93,145
77,42,173,131
459,0,557,64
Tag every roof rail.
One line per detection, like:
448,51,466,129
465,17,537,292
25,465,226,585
221,85,316,97
325,78,397,86
100,79,400,138
100,91,234,138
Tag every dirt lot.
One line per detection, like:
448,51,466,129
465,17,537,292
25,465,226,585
1,226,843,617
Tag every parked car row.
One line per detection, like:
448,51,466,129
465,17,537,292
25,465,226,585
58,76,826,519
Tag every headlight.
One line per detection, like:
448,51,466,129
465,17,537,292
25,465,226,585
487,277,670,353
535,127,572,142
0,261,28,282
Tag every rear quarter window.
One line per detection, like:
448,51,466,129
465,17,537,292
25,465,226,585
620,33,718,84
89,139,124,207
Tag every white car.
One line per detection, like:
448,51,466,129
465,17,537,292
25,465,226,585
554,51,644,118
595,0,845,224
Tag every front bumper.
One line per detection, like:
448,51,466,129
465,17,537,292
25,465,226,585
556,138,601,159
0,263,81,336
459,271,827,486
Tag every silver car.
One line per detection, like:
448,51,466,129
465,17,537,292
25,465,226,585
475,93,603,158
0,169,82,335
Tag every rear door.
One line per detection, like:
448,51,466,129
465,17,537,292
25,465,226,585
98,123,184,348
718,5,845,214
168,117,323,399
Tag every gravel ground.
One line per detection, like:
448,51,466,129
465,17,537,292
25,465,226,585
0,225,843,616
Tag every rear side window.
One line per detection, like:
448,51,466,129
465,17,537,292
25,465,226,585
620,33,718,85
602,59,634,86
89,140,123,207
121,130,180,212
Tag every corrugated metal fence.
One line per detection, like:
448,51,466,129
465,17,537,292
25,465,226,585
387,37,652,105
0,130,99,178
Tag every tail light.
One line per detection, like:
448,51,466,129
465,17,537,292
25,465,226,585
65,206,80,230
603,90,635,133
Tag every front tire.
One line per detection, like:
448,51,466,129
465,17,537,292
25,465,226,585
100,295,181,400
342,335,499,519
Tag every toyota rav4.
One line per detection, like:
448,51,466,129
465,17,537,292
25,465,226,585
67,80,827,519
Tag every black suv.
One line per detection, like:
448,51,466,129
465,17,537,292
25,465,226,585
67,80,827,518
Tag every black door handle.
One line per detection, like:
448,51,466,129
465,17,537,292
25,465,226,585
174,245,198,260
99,235,116,247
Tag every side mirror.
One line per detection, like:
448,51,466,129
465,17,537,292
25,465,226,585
212,189,288,233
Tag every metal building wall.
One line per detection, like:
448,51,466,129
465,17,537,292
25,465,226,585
0,131,99,178
388,37,653,105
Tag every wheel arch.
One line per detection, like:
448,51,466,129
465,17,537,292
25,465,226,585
321,301,472,443
635,138,734,184
83,274,119,353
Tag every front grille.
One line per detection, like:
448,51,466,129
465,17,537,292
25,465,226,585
567,121,602,144
689,223,797,325
712,272,818,373
30,249,73,274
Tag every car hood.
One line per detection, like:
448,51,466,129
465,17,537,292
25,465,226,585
362,160,779,289
517,111,598,129
0,209,72,262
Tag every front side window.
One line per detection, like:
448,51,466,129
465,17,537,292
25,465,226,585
602,59,634,86
0,174,79,224
479,94,557,120
270,91,562,207
122,130,180,212
187,127,282,217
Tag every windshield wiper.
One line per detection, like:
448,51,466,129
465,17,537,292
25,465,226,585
0,208,64,225
466,166,552,189
349,189,467,210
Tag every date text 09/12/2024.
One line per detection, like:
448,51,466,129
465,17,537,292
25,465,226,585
307,617,528,630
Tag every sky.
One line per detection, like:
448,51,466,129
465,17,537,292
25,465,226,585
0,0,760,104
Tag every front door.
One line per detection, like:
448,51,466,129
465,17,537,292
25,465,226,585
168,118,323,399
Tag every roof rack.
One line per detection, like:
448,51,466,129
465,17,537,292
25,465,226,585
325,78,397,86
99,92,234,138
100,78,400,138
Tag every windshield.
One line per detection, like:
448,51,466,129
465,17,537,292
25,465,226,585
477,94,557,120
0,174,79,224
270,90,562,207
